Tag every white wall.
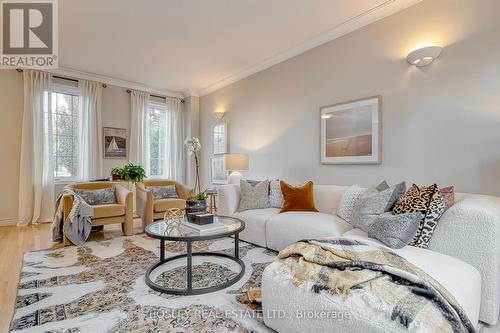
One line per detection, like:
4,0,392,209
101,84,131,176
0,70,23,225
199,0,500,196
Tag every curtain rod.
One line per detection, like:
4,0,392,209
126,89,185,103
16,68,185,103
16,68,107,88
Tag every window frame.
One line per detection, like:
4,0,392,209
147,100,168,179
48,83,80,183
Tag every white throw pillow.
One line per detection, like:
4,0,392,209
337,185,366,223
269,180,284,208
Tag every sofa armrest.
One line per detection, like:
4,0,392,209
115,184,133,217
217,184,240,216
63,194,74,220
136,183,154,226
428,194,500,324
115,184,131,205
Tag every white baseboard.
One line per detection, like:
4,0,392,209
0,217,17,226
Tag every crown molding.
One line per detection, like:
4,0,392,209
48,67,186,98
198,0,422,96
183,90,200,98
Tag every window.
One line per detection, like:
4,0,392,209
148,101,167,177
46,87,80,180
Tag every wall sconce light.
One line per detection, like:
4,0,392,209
407,46,443,67
213,110,226,122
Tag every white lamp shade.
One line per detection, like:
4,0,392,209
224,154,249,171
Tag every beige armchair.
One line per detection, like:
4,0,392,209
63,182,133,246
136,180,194,228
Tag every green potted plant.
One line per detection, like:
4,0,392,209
110,164,145,183
185,192,207,214
111,167,125,181
123,163,146,183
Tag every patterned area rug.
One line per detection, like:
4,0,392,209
10,235,277,332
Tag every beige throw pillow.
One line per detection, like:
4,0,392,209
238,180,270,212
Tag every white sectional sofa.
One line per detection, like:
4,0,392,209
217,183,500,326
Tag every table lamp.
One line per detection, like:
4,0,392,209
224,153,249,184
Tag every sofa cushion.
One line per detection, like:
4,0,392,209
92,204,125,219
280,181,318,213
312,185,349,214
337,184,366,223
368,212,423,249
233,208,280,247
269,180,284,208
238,180,270,212
154,198,186,212
75,188,117,205
440,186,455,211
146,185,179,199
266,212,352,251
411,190,445,248
350,182,406,231
393,183,437,215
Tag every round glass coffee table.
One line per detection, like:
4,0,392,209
145,215,245,295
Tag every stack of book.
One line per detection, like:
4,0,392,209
181,220,229,234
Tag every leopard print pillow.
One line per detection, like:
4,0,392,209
411,190,445,248
392,184,437,215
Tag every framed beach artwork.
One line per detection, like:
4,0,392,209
211,155,229,184
212,122,228,155
320,96,382,164
103,127,127,159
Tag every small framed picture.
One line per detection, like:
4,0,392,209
103,127,127,159
213,122,228,155
320,96,382,164
211,155,228,184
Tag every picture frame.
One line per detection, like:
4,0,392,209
212,122,228,155
320,96,382,164
103,127,128,159
211,155,229,184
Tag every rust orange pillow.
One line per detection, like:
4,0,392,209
280,180,318,213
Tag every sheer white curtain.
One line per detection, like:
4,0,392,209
165,97,187,183
129,90,150,174
78,79,103,180
18,70,54,226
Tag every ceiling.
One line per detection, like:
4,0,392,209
58,0,421,96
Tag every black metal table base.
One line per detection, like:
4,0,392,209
145,238,245,295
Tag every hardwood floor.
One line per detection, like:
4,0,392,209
0,220,144,333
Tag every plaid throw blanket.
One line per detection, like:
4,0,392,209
278,238,475,333
51,186,93,245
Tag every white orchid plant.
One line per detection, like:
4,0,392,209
184,137,202,195
184,137,201,155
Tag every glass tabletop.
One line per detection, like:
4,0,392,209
145,215,244,241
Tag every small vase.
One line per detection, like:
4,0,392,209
185,199,207,215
